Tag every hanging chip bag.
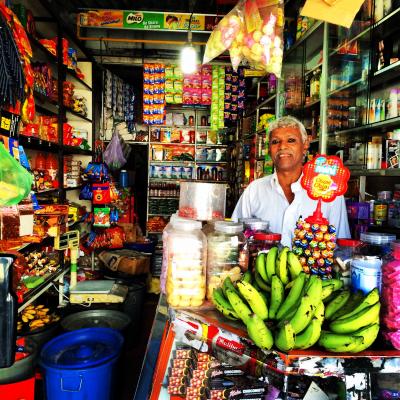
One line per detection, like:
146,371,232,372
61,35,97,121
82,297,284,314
0,143,32,206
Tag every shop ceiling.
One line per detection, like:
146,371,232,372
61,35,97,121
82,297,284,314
42,0,237,64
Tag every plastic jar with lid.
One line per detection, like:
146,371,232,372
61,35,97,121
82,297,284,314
358,232,396,257
374,191,392,226
334,239,362,287
382,241,400,349
165,219,207,307
243,220,270,239
206,221,248,299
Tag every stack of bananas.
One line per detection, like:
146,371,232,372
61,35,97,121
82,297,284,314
211,246,381,353
18,304,60,332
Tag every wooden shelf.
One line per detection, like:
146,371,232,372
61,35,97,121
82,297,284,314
63,146,92,155
19,136,59,153
66,109,92,122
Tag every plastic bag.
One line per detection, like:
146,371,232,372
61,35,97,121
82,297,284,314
203,3,245,65
0,143,32,206
205,0,284,77
103,130,127,171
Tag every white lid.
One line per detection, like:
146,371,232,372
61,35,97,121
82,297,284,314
239,217,261,223
172,219,202,231
215,221,243,234
360,232,396,245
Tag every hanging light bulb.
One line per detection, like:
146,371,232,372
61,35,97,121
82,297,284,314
180,30,198,74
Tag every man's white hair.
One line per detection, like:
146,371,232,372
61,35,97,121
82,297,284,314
268,116,308,143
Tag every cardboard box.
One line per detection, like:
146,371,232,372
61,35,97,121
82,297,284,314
99,249,150,275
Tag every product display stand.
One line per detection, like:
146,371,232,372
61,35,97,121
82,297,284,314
140,295,400,400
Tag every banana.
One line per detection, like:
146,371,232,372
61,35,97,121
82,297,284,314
254,271,271,292
237,281,269,320
349,323,380,353
258,290,269,307
305,275,323,301
329,302,381,334
211,288,239,320
294,318,322,349
255,253,268,283
276,247,289,285
330,290,364,320
322,278,343,291
269,274,285,320
335,288,380,321
287,251,303,280
275,321,295,352
321,284,335,301
325,290,351,320
276,272,306,321
242,270,253,284
314,301,325,324
222,276,239,297
265,247,278,283
225,289,252,324
318,331,364,352
246,313,274,350
289,294,316,334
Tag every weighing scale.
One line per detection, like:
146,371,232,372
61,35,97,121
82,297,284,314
55,231,128,304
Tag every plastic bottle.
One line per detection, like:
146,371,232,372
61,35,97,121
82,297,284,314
119,170,128,188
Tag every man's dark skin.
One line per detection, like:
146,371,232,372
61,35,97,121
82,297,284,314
269,126,309,204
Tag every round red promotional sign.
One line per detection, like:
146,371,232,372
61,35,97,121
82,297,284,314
301,154,350,203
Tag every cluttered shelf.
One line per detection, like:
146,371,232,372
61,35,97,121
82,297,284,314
17,265,69,313
65,67,92,91
328,115,400,136
62,145,92,155
65,109,92,123
18,135,59,153
27,32,58,63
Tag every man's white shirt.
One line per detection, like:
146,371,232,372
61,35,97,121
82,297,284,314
231,172,351,247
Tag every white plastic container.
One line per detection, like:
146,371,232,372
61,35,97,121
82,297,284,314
206,221,248,299
165,219,207,307
178,181,226,221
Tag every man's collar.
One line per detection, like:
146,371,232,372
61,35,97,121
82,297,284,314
272,172,303,192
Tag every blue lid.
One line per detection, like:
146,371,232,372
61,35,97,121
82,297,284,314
40,328,123,369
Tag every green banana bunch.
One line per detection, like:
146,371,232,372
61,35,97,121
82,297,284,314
255,253,268,282
275,272,306,320
275,321,295,352
276,247,290,285
287,251,303,280
325,290,351,320
269,275,285,320
225,289,252,325
334,288,380,321
266,247,278,283
314,301,325,324
321,284,335,301
246,313,274,350
329,302,381,334
322,278,343,291
294,317,322,349
237,281,269,320
254,271,271,291
318,331,364,352
289,294,316,334
242,270,253,284
330,290,364,320
211,288,239,320
305,275,323,300
348,323,380,353
222,276,239,297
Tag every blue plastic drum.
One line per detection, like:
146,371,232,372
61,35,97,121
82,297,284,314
40,328,123,400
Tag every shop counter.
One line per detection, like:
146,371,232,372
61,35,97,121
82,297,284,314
136,295,400,399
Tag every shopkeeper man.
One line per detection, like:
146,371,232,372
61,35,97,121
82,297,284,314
232,116,350,247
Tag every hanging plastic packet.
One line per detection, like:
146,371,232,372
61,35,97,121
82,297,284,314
0,143,32,206
203,2,245,65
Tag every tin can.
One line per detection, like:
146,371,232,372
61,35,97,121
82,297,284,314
351,256,382,294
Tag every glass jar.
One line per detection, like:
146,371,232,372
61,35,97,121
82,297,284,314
382,241,400,349
374,191,392,226
206,221,248,299
334,239,361,287
165,219,207,307
249,232,281,270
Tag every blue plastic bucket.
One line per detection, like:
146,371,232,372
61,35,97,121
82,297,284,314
39,328,123,400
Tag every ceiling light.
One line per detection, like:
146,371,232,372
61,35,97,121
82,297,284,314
180,30,198,74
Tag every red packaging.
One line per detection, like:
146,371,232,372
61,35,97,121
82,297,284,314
197,353,213,362
176,349,196,359
168,376,188,386
170,367,190,377
192,369,208,379
92,183,111,204
173,358,193,369
167,385,186,395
